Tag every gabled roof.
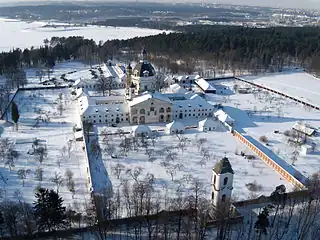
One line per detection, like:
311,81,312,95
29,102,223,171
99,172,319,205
132,125,151,133
128,92,172,107
198,118,217,128
213,157,234,174
166,121,185,130
214,110,235,124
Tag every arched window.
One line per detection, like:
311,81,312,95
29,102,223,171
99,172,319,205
213,175,216,185
222,194,226,202
166,107,171,112
159,108,164,113
224,177,228,185
140,109,145,114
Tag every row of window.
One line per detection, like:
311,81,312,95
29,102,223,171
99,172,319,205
133,107,171,115
175,113,212,118
79,83,125,89
84,118,128,123
175,108,212,113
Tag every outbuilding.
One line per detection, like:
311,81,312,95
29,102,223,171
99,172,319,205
198,118,219,132
166,121,185,134
132,125,152,137
214,110,235,127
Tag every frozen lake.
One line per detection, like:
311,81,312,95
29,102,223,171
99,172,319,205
0,18,168,52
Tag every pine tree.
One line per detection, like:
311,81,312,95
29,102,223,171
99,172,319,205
33,188,68,232
11,102,19,130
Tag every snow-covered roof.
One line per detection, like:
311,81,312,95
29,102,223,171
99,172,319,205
132,125,151,134
170,93,214,111
168,83,187,94
292,122,315,136
176,74,201,82
78,95,128,116
214,110,235,124
198,118,217,128
166,121,185,131
195,78,216,91
100,63,126,80
128,92,171,107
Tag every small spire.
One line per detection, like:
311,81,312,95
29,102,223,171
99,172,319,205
142,48,148,62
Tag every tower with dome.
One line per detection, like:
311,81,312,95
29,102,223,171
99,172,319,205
128,49,159,95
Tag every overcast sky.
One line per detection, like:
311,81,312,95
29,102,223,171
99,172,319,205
0,0,319,10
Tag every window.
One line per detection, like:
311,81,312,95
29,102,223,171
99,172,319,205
140,109,145,114
224,177,228,185
150,107,155,112
222,194,226,202
214,175,216,185
211,192,214,200
160,108,164,113
166,107,171,112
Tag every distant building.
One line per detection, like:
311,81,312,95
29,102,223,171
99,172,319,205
292,122,315,136
195,78,216,94
174,74,201,89
211,157,234,208
74,61,126,90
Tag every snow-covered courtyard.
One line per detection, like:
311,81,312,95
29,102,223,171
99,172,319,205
97,125,292,205
0,88,90,209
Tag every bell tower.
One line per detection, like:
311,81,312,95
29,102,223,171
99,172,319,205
125,63,135,100
211,157,234,209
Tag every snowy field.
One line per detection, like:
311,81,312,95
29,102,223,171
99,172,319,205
0,88,90,209
0,18,168,52
241,70,320,107
97,125,292,205
208,77,320,179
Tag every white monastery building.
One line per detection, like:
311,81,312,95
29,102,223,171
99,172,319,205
76,49,217,126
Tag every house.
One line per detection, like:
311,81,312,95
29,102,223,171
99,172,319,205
175,74,201,89
292,122,315,136
198,118,219,132
214,110,235,127
132,125,152,137
166,121,185,134
195,78,216,94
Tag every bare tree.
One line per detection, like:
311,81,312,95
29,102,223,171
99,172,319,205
50,172,64,193
34,167,43,183
112,163,125,179
17,169,31,187
97,76,113,96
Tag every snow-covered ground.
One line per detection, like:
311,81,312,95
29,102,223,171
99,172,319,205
208,77,320,179
241,70,320,107
97,124,292,206
0,18,169,52
0,88,90,208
